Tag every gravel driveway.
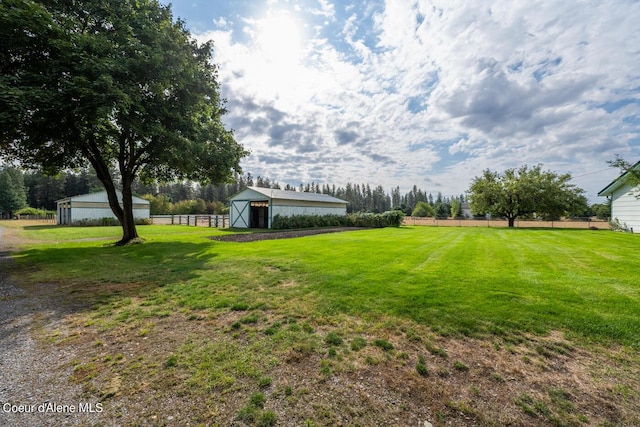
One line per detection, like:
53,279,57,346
0,226,103,426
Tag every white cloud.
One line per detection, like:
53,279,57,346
191,0,640,199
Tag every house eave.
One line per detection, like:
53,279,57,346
597,160,640,197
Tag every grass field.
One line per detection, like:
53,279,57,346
4,222,640,426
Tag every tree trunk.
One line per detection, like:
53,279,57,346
85,152,137,245
118,179,139,245
507,216,516,227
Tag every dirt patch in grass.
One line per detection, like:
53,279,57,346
16,289,640,427
210,227,367,242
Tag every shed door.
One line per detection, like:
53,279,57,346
250,201,269,228
230,201,250,228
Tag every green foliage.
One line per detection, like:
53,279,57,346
591,203,611,220
271,210,404,230
70,217,152,227
468,165,587,227
15,207,55,217
0,167,27,216
608,155,640,198
450,198,462,218
411,201,435,217
1,0,247,243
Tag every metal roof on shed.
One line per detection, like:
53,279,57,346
56,190,150,205
230,186,348,204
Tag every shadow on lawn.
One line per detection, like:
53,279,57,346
3,241,219,339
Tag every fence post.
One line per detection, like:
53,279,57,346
215,216,219,227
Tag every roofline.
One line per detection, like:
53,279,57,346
55,190,150,204
229,186,348,204
597,160,640,197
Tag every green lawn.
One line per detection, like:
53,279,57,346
11,224,640,348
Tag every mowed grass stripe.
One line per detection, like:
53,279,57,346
9,224,640,348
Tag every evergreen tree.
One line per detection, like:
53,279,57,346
0,167,27,217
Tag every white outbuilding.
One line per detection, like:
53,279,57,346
598,160,640,233
56,191,150,225
229,186,348,228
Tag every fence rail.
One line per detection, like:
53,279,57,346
14,214,56,223
403,217,609,229
151,215,229,228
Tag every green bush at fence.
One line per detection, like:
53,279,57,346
71,217,153,227
15,207,55,217
271,211,404,230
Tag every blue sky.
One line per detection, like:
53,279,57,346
162,0,640,201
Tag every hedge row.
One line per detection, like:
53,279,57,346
70,217,153,227
271,211,404,230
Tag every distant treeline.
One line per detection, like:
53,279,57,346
9,168,609,218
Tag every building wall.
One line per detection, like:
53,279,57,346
230,200,347,228
272,204,347,219
70,205,150,223
611,184,640,233
57,194,150,225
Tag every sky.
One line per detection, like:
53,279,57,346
162,0,640,201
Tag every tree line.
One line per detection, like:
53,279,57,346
6,166,463,216
2,165,612,223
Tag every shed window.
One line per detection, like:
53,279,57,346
251,201,269,207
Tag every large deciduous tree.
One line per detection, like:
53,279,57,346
468,165,587,227
1,0,247,244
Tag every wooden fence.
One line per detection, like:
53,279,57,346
14,214,56,223
151,215,229,228
403,217,609,229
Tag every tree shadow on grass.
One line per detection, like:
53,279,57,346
22,224,60,231
2,241,220,341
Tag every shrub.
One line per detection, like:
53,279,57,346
271,210,404,230
15,207,55,217
412,202,435,217
70,217,152,227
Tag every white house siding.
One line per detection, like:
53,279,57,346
610,184,640,233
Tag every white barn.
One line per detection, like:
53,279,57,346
229,186,348,229
56,191,150,225
598,161,640,233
